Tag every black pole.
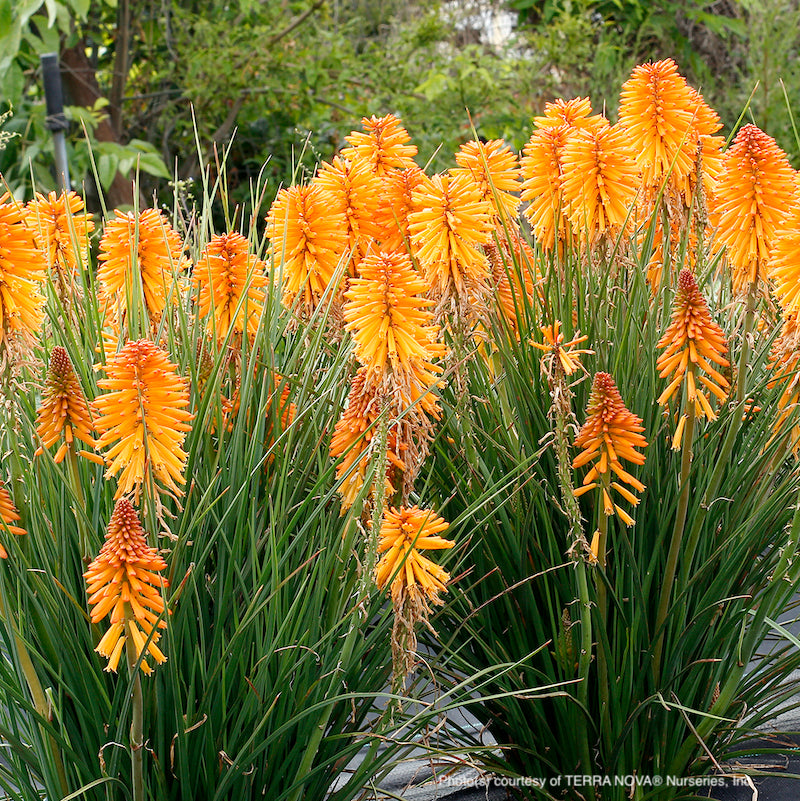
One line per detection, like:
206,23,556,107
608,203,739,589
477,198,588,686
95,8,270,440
40,52,71,193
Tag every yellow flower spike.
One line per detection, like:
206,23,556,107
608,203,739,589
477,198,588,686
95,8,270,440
97,208,188,328
314,155,384,263
713,124,795,295
374,165,428,253
343,250,444,381
193,232,267,346
35,346,102,465
266,183,349,314
341,113,418,176
85,498,168,674
449,139,521,222
573,372,648,520
618,59,700,200
408,173,494,299
0,193,46,353
375,505,454,606
94,340,193,503
560,123,640,246
656,268,729,420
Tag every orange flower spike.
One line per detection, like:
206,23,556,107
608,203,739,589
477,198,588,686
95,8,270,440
656,269,730,419
35,346,103,465
573,372,648,523
343,250,443,378
560,123,640,244
769,174,800,316
618,59,699,196
534,96,608,132
0,482,26,559
266,183,349,313
193,232,267,344
94,340,193,502
0,194,47,346
85,498,168,674
27,190,94,276
375,506,454,606
97,208,187,324
341,113,418,176
531,320,593,376
408,173,494,297
375,165,428,252
314,155,384,260
714,124,795,295
450,139,521,221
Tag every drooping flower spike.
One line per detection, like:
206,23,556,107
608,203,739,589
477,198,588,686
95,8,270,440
97,208,188,329
85,498,168,674
0,482,26,559
94,340,193,503
193,232,267,346
531,320,593,377
266,183,349,314
573,372,648,525
449,139,521,222
713,124,795,295
35,346,103,465
0,194,46,354
341,113,418,176
656,269,729,445
375,505,454,608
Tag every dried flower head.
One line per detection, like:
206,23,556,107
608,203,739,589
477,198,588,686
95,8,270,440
375,505,453,607
0,482,25,559
342,114,418,175
193,232,267,345
531,320,592,377
84,498,168,674
94,340,193,503
573,372,648,525
656,269,730,432
713,124,795,295
560,124,639,245
97,209,187,327
0,194,46,353
408,173,493,299
450,139,520,221
35,346,102,464
266,183,349,314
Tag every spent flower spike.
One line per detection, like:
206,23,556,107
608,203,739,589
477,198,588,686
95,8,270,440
531,320,592,377
85,498,168,674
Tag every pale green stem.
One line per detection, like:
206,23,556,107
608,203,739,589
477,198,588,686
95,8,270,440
653,372,697,680
595,482,611,751
125,627,144,801
66,446,91,562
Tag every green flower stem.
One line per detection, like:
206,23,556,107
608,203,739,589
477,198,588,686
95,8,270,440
595,485,611,752
125,631,144,801
653,371,697,680
66,446,91,562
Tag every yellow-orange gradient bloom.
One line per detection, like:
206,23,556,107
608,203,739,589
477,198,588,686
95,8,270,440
97,208,187,325
375,165,428,252
408,173,493,297
342,114,418,176
94,340,193,502
35,346,102,464
266,183,349,313
344,251,444,378
573,372,648,525
314,155,383,261
85,498,168,674
450,139,520,221
0,194,46,348
27,190,94,276
193,232,267,345
375,505,454,606
656,269,729,431
531,320,592,377
560,124,639,244
618,59,700,198
714,124,795,295
769,175,800,315
0,482,25,559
